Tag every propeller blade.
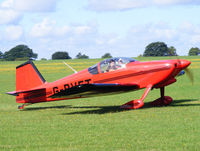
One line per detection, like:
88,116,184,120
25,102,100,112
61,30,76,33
184,68,194,84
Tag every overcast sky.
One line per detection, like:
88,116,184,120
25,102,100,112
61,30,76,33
0,0,200,59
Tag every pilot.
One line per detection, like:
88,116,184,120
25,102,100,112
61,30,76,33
116,58,126,69
106,60,117,72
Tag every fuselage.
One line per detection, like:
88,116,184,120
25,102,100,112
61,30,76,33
15,58,191,104
36,58,190,102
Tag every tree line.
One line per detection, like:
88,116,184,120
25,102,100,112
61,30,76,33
0,45,113,61
143,42,200,56
0,42,199,61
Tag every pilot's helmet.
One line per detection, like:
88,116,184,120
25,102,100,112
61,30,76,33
109,59,115,63
118,58,123,63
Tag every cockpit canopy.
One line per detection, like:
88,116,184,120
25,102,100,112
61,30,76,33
88,57,137,75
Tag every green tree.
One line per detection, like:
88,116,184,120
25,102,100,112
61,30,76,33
101,53,112,58
3,45,37,61
188,47,200,56
52,51,71,60
0,51,3,59
143,42,169,56
41,58,47,61
168,46,178,56
76,52,89,59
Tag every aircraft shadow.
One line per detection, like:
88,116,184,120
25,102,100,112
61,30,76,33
62,98,199,115
22,105,72,111
170,99,199,107
23,99,199,114
63,105,125,115
23,104,124,114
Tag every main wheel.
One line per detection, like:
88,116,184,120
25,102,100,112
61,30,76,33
163,96,173,105
150,96,173,106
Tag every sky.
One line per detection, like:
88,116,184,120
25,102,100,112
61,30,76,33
0,0,200,59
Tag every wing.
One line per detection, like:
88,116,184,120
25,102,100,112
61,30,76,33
49,83,139,99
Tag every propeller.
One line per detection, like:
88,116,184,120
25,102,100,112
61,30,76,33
176,56,194,84
184,67,194,84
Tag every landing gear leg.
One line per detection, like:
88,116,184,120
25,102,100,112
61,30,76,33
120,85,152,109
150,87,173,106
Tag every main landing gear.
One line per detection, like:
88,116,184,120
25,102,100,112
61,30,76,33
120,85,152,109
150,87,173,106
120,86,173,110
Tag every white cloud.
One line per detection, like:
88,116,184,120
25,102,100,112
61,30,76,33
28,19,114,58
123,22,200,56
0,0,21,24
0,9,21,24
13,0,58,12
27,21,200,58
54,26,71,37
2,17,200,59
153,0,200,5
0,0,58,12
88,0,148,11
191,35,200,44
179,22,200,46
0,0,13,8
30,18,56,37
0,25,23,41
95,34,120,45
88,0,200,11
0,0,59,25
30,18,73,38
30,18,96,38
74,26,92,35
5,25,23,40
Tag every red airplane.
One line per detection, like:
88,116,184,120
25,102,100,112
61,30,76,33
7,57,192,110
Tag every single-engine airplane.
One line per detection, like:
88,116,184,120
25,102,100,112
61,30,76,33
7,57,192,110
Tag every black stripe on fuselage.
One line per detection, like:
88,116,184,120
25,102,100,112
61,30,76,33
50,84,138,99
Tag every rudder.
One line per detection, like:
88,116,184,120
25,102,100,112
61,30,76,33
16,61,46,91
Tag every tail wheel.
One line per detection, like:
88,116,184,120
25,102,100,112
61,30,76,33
18,103,32,110
18,105,25,110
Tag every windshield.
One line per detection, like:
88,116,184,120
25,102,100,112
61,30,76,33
100,57,136,73
88,64,99,75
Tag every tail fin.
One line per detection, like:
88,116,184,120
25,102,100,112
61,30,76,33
16,61,46,91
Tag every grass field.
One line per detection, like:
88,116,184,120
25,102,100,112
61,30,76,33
0,56,200,151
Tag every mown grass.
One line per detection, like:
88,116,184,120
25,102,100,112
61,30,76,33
0,56,200,151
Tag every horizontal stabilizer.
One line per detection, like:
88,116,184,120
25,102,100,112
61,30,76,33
6,91,18,96
7,88,46,96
